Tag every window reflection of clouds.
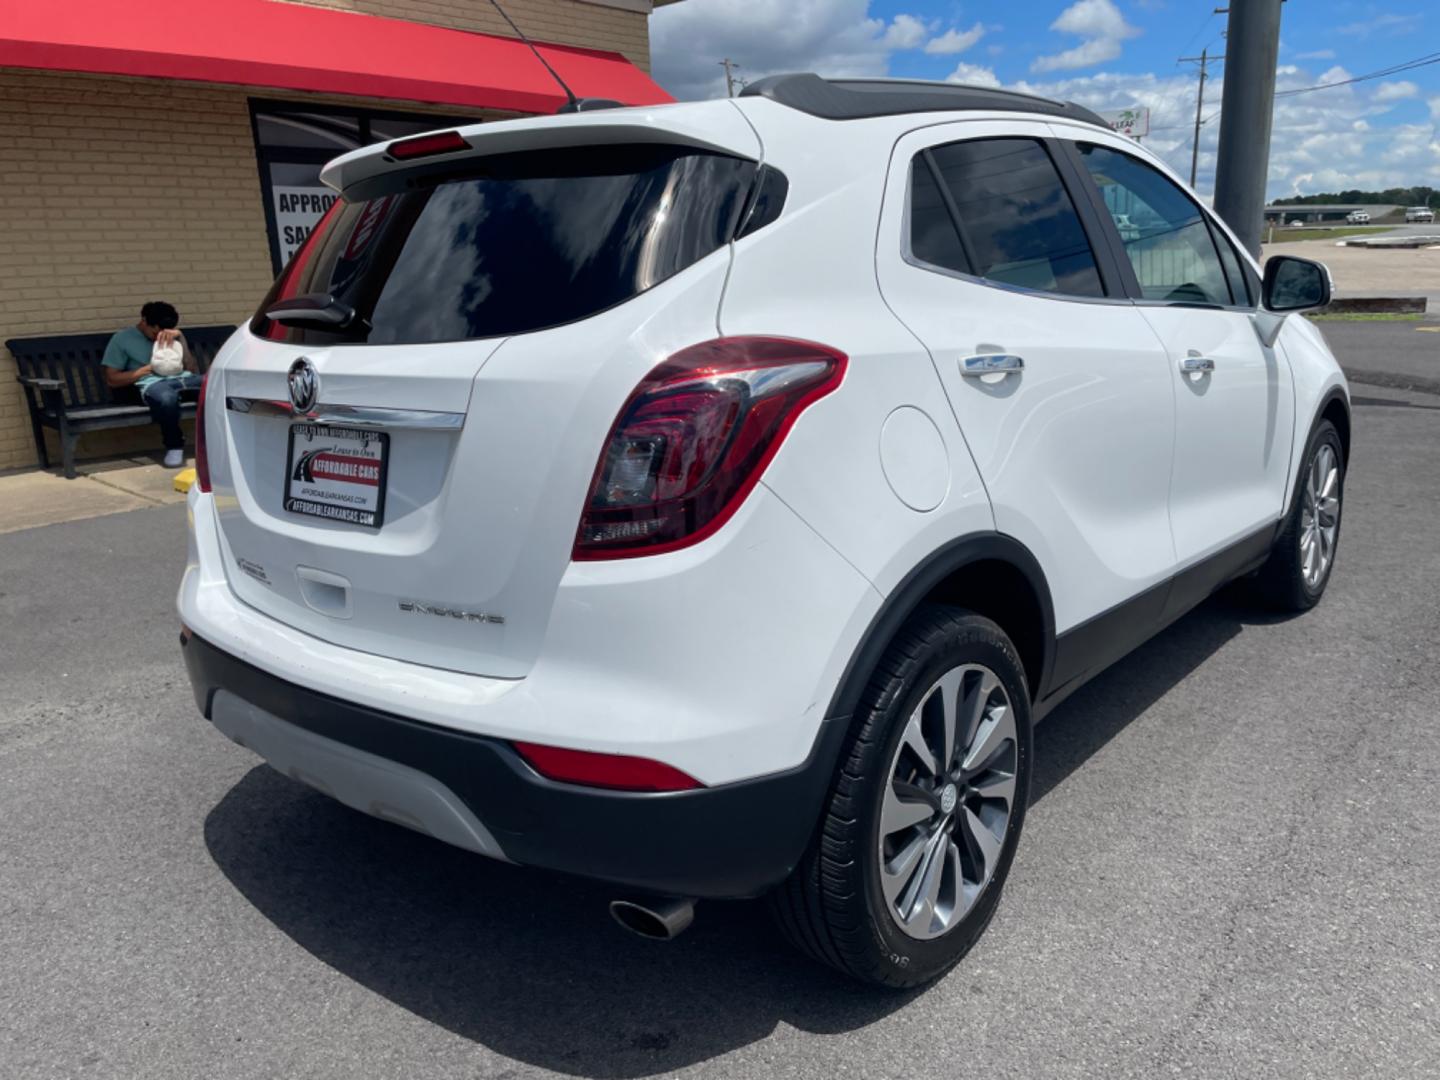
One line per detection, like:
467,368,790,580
370,184,492,344
259,150,753,345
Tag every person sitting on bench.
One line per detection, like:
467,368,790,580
102,301,201,468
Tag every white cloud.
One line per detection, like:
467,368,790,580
946,61,1002,88
1293,49,1336,61
1032,0,1140,74
1338,13,1423,38
1373,81,1419,103
1033,37,1125,72
883,14,929,50
648,3,1439,198
1016,61,1440,199
652,1,962,99
1051,0,1137,39
924,23,986,55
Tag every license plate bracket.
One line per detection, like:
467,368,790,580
284,422,389,529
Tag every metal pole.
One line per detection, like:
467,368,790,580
1189,48,1208,188
1212,0,1283,256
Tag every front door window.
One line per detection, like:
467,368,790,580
1077,144,1234,307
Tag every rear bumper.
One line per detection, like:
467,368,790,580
183,631,839,899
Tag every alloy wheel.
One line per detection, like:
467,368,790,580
878,663,1018,940
1299,443,1341,588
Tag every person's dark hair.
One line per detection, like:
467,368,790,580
140,301,179,330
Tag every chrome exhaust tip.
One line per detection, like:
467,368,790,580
609,896,696,941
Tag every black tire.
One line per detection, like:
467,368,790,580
770,605,1032,988
1252,419,1345,612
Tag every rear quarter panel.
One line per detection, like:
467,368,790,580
723,100,996,603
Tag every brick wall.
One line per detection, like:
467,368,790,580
286,0,653,70
0,1,659,472
0,69,500,472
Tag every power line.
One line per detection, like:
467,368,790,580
1275,49,1440,97
1176,6,1222,60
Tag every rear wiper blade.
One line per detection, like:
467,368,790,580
265,293,366,331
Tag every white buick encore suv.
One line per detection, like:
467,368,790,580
179,75,1349,988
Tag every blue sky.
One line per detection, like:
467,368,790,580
651,0,1440,200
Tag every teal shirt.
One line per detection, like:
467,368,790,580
102,326,161,392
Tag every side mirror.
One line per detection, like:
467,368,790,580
1262,255,1331,313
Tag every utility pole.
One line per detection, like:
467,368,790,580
1212,0,1283,256
1178,48,1222,188
719,58,741,98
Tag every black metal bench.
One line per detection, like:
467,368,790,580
8,325,235,478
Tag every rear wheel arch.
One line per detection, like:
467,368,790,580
826,534,1056,721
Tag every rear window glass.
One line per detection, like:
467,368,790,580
251,144,757,345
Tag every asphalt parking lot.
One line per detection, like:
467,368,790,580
3,344,1439,1079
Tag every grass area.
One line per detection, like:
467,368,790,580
1265,227,1377,244
1305,312,1424,322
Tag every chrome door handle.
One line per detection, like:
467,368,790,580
961,354,1025,377
1179,355,1215,374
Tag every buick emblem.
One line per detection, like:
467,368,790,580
288,357,319,415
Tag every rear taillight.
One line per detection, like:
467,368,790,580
574,337,846,559
513,742,703,792
194,374,211,493
387,130,468,160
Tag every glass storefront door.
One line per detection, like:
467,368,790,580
250,103,474,274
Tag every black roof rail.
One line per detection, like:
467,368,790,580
739,73,1109,129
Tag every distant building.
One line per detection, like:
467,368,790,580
1263,204,1402,223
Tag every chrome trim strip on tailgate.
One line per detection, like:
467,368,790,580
226,397,465,430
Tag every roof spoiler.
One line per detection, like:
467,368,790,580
319,103,760,198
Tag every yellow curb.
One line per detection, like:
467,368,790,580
173,467,197,493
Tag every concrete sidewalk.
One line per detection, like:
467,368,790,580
0,456,189,534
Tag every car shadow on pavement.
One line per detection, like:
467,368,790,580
203,588,1282,1078
1029,586,1280,804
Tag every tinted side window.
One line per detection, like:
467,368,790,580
924,138,1104,298
908,155,968,273
1078,144,1232,306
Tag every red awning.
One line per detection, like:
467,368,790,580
0,0,672,114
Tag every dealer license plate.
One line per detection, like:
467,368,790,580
284,423,389,528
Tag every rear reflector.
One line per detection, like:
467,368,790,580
387,130,469,160
513,742,703,792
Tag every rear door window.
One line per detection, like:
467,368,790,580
252,144,757,345
911,137,1105,298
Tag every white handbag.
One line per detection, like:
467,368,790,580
150,338,185,377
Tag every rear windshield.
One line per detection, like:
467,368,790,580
251,144,757,345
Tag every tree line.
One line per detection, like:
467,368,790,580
1270,187,1436,208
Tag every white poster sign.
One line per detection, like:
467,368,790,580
1099,107,1150,139
273,185,340,263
